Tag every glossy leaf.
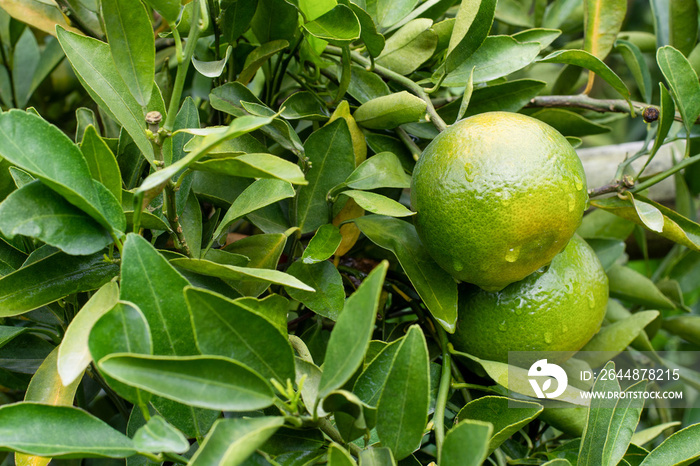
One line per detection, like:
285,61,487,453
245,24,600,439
340,190,414,217
441,420,493,466
584,238,625,271
531,109,610,137
303,5,360,44
540,50,631,103
250,0,299,43
285,260,345,320
235,294,289,336
444,35,540,87
376,19,437,75
0,110,125,234
348,3,385,57
638,423,700,465
607,264,675,309
353,339,402,407
56,27,154,163
0,180,113,255
649,83,675,158
377,325,430,460
631,422,681,447
579,363,646,466
615,39,652,103
88,301,153,405
580,311,658,365
319,261,388,398
359,447,395,466
296,119,355,233
132,416,189,454
657,46,700,133
583,0,626,62
180,190,202,259
221,0,258,43
302,224,342,264
353,92,427,130
353,215,458,332
446,0,497,73
139,114,276,192
189,417,284,466
143,0,181,24
57,282,119,386
12,27,39,109
99,353,275,411
454,396,543,453
0,403,136,458
663,315,700,345
101,0,154,106
512,28,561,49
368,0,419,29
328,443,357,466
280,91,328,121
341,152,411,191
193,45,233,79
185,287,295,383
0,250,119,317
669,0,698,56
0,0,82,36
81,125,122,203
193,153,306,185
590,195,700,252
120,233,198,355
171,258,313,291
347,65,391,103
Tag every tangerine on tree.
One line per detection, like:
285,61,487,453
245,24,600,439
411,111,588,291
450,234,608,363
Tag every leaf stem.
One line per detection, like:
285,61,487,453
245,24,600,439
396,127,422,161
434,326,452,463
163,0,202,132
324,46,448,133
317,417,363,457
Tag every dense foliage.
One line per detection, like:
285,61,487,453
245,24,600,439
1,0,700,464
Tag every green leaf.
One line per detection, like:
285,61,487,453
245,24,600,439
542,0,579,28
280,91,328,121
512,28,562,49
368,0,419,29
221,0,258,43
250,0,299,43
81,125,122,203
340,190,414,217
348,3,385,57
540,49,631,103
657,46,700,133
615,39,652,103
353,91,427,130
375,19,438,75
181,190,202,258
0,110,125,234
285,260,345,320
99,353,275,411
12,27,39,109
193,153,307,185
590,195,700,252
189,417,284,466
0,403,136,458
185,287,296,383
662,315,700,345
57,282,119,386
236,294,289,336
353,215,458,332
193,45,233,78
223,233,287,296
359,447,396,466
56,26,154,164
101,0,154,107
120,233,198,355
631,422,682,447
454,396,543,454
649,83,675,158
579,363,646,466
670,0,698,56
319,261,388,398
303,5,360,44
584,0,626,62
296,119,355,233
376,325,430,460
584,238,625,271
0,180,113,255
171,258,314,292
88,301,153,404
530,109,610,137
439,79,546,120
0,249,119,317
341,152,411,191
445,0,497,73
607,264,676,309
302,224,342,264
328,443,357,466
579,311,658,364
441,420,493,466
348,65,391,103
444,35,541,87
139,114,276,193
143,0,181,24
353,339,402,407
132,416,189,454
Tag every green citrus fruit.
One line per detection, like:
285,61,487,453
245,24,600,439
450,234,608,363
410,111,588,291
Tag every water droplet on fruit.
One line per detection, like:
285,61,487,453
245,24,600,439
464,162,475,182
498,320,508,332
536,265,548,274
587,292,596,308
544,332,553,344
505,246,520,262
574,175,583,190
